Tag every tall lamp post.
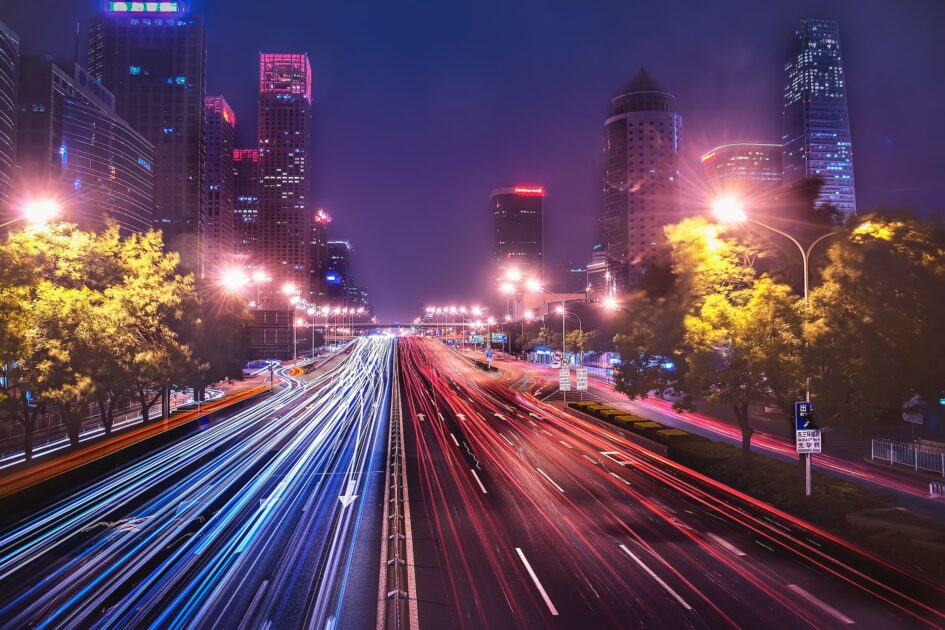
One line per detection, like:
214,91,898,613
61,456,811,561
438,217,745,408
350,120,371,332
712,195,844,497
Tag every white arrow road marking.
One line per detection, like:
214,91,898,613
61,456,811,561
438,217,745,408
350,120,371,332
457,413,467,422
787,585,854,624
515,548,558,616
339,479,358,508
536,468,565,493
471,469,488,494
494,412,505,419
417,413,425,422
619,545,692,611
707,533,746,557
529,412,542,419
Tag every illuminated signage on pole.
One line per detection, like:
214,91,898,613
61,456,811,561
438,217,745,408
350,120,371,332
108,2,180,12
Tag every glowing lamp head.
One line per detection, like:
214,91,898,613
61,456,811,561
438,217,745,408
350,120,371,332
282,282,297,296
487,317,496,325
505,268,522,282
296,318,305,326
357,307,365,314
471,306,483,316
524,310,534,321
504,314,512,322
449,306,457,314
459,306,467,314
603,296,619,312
712,196,747,224
252,270,267,283
555,305,565,315
306,307,316,315
525,278,542,293
220,268,249,292
22,199,61,225
289,295,300,305
499,282,515,295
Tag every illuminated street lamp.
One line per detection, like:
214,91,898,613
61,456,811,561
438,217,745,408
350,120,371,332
1,198,63,229
220,268,249,293
711,193,846,498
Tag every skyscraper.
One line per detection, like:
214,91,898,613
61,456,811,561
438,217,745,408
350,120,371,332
88,1,207,269
257,53,312,304
782,19,856,216
0,21,18,218
204,96,236,270
233,148,259,262
325,239,351,302
701,142,782,192
602,68,683,288
16,56,154,233
490,186,544,283
310,208,331,303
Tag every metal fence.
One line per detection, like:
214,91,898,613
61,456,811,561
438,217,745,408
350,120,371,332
871,438,945,478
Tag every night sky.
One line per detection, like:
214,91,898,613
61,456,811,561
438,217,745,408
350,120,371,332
4,0,944,320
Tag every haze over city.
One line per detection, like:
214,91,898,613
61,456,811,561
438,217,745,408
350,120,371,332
2,2,945,628
5,0,943,319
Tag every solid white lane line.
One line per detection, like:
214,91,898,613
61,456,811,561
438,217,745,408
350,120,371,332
450,433,460,446
499,433,515,447
787,585,854,624
707,533,746,557
471,469,488,494
619,545,693,611
536,467,565,493
515,548,559,616
559,440,573,449
581,454,598,465
609,472,631,486
437,412,445,422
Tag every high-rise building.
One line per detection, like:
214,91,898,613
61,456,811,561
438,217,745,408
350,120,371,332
257,53,312,305
325,239,351,301
16,56,154,233
310,208,331,303
89,1,207,269
233,147,259,261
701,142,782,193
0,21,18,218
602,68,683,288
782,19,856,216
490,185,544,284
204,96,236,271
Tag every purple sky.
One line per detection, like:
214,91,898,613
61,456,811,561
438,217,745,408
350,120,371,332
5,0,944,320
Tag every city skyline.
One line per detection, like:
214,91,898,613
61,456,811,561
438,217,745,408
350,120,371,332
3,0,944,319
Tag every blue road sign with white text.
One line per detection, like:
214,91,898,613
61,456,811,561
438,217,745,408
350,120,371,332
795,401,815,430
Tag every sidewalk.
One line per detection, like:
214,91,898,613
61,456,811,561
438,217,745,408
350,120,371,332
0,377,272,500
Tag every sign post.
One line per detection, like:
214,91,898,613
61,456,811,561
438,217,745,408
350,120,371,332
794,401,820,496
485,348,493,369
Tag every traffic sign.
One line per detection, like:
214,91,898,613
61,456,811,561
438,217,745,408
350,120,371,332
485,349,493,360
491,332,507,343
559,368,571,391
550,361,560,369
561,355,570,366
575,367,588,391
902,411,924,425
795,429,822,454
794,401,815,430
552,351,563,361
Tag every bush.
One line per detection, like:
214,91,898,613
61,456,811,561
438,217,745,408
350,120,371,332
654,428,703,446
670,441,741,466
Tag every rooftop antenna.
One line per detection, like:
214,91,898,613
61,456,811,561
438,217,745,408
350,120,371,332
73,21,80,67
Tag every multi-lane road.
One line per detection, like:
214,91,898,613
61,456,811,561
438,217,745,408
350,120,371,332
0,337,392,629
399,336,945,629
1,335,943,629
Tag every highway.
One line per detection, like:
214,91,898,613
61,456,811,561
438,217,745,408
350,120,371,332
0,337,393,629
399,337,945,629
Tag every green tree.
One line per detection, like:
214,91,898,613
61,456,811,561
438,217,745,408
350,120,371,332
684,278,804,462
566,329,596,355
806,214,945,427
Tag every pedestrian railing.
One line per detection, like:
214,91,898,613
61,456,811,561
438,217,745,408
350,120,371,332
930,480,945,498
871,438,945,478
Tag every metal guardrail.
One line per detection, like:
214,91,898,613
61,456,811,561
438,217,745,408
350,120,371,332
378,344,417,630
930,481,945,497
871,438,945,478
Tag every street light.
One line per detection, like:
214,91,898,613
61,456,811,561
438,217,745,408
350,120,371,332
220,268,249,293
712,194,845,497
1,198,62,229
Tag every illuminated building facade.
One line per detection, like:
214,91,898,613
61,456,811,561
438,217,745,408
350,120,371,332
257,53,312,304
325,239,351,301
233,148,259,261
0,21,17,219
782,19,856,216
603,68,682,288
204,96,236,269
16,56,154,233
89,1,207,270
490,185,544,283
309,208,330,303
701,142,782,192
